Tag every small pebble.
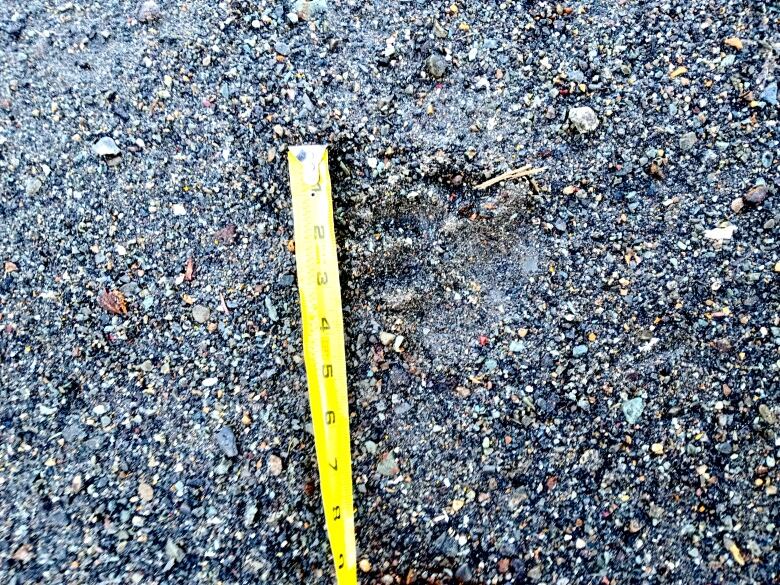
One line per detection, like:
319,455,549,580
24,177,42,196
679,131,697,151
138,482,154,501
243,502,258,527
622,397,644,424
760,81,777,106
376,452,398,477
265,296,278,321
744,184,768,204
92,136,120,157
455,563,473,583
268,454,283,476
425,53,448,79
568,106,599,133
215,426,238,457
137,0,161,22
192,304,210,323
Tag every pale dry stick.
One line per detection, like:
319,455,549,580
476,165,531,188
475,166,547,190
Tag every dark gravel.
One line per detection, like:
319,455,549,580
1,0,778,584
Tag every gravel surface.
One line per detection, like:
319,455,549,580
1,1,779,584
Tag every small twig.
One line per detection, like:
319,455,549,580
477,165,531,187
475,166,547,190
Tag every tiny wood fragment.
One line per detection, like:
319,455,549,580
214,224,237,245
475,165,547,190
184,256,195,281
98,290,128,315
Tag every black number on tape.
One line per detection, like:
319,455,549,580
333,505,341,520
337,553,345,569
317,272,328,285
326,411,336,424
329,458,338,471
322,364,333,378
314,225,325,239
320,317,330,331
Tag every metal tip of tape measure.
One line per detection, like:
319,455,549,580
290,144,327,186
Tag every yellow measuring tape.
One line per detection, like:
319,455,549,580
288,145,357,584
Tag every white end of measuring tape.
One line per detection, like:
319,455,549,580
289,144,327,186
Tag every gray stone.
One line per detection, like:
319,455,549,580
679,131,697,151
528,565,543,580
274,42,290,56
265,296,278,321
24,177,42,196
376,452,398,476
192,304,210,323
483,358,498,372
455,563,473,583
394,401,412,415
137,0,161,22
62,423,85,443
509,340,524,353
165,538,184,562
215,426,238,457
294,0,327,16
92,136,120,157
622,397,644,424
744,185,768,204
39,404,56,416
760,81,777,106
243,502,258,527
425,53,448,79
568,106,599,133
572,344,588,357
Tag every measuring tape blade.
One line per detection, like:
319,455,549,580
288,145,357,584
